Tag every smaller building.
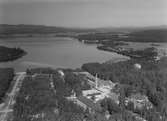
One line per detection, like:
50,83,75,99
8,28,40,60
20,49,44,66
58,70,64,77
66,94,102,113
78,96,102,113
134,63,142,69
66,94,88,111
125,93,153,110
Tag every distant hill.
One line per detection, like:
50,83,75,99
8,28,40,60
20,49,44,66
0,24,97,35
1,24,167,35
0,24,167,42
92,25,167,33
78,29,167,42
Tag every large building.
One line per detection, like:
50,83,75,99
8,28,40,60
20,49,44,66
67,72,120,112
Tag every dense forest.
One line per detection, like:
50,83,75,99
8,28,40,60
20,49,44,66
0,46,26,62
0,68,14,103
26,68,91,97
15,68,137,121
82,57,167,120
93,32,161,60
13,57,167,121
97,46,158,60
13,75,59,121
127,29,167,42
13,69,92,121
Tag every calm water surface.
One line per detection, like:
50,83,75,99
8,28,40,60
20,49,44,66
0,37,127,72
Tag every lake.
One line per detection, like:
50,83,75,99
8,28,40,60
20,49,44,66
0,37,127,72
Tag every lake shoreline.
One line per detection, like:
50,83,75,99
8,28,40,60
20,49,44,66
1,37,123,72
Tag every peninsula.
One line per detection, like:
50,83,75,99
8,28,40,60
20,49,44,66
0,46,26,62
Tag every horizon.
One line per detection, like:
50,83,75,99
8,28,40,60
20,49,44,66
1,23,167,29
0,0,167,28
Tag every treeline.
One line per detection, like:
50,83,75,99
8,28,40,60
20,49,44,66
98,46,158,60
121,47,158,60
0,46,26,62
82,57,167,120
113,29,167,42
0,68,14,103
78,29,167,42
78,33,118,41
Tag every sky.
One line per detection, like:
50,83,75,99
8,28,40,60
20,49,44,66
0,0,166,28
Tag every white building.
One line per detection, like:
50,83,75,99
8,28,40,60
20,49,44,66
81,72,119,103
58,70,64,77
134,63,142,69
70,72,120,110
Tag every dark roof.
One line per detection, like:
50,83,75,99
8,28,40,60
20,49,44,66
87,93,101,97
129,93,147,100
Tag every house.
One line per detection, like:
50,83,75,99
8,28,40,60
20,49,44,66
77,96,102,113
125,93,153,110
66,94,102,113
134,63,142,69
82,88,106,103
66,94,88,111
58,70,64,77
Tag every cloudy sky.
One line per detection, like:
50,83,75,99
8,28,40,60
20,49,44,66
0,0,166,28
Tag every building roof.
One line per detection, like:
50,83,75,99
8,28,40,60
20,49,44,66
129,93,147,101
98,79,115,88
87,92,101,97
77,96,102,112
108,92,119,104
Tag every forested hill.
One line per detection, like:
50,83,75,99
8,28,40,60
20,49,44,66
126,29,167,42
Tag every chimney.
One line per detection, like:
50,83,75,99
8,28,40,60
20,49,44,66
95,73,98,88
